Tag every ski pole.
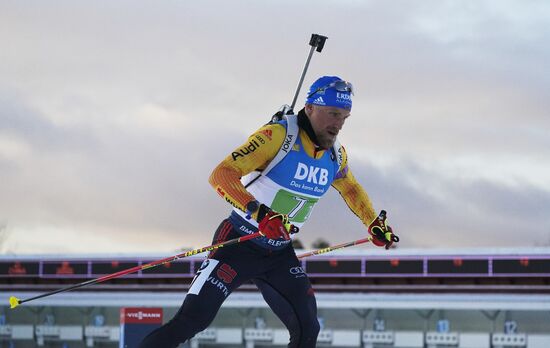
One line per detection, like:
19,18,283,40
289,33,328,113
9,231,263,309
297,210,400,258
297,237,373,259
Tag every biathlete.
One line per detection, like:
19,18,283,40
139,75,398,348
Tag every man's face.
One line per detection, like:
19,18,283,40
305,104,351,149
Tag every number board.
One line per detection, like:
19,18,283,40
140,260,191,275
91,262,139,276
0,261,39,276
305,260,362,274
42,261,88,276
366,259,423,274
493,258,550,274
428,259,488,274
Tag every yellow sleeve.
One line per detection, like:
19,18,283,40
331,146,377,226
208,123,286,215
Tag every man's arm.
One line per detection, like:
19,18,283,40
332,146,399,248
208,123,285,218
331,146,377,227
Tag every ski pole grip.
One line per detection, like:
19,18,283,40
309,34,328,52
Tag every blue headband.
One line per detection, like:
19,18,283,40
305,76,353,110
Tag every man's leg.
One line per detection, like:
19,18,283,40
139,220,249,348
254,250,320,348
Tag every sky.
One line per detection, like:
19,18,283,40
0,0,549,254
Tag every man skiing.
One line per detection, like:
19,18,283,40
139,75,398,348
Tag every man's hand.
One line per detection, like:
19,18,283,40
258,207,299,240
368,210,399,249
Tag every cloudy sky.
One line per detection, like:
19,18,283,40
1,0,549,254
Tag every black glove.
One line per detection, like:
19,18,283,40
246,201,299,239
368,210,399,249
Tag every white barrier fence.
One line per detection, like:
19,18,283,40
2,324,550,348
